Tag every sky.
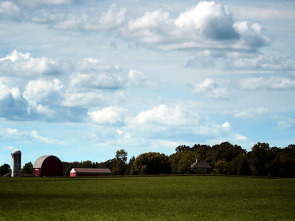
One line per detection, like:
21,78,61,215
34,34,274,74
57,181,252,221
1,0,295,166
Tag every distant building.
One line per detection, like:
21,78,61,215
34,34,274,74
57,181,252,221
190,159,212,174
33,155,63,177
70,168,112,177
11,149,21,177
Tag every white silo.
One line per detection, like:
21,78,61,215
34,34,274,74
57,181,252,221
11,149,21,177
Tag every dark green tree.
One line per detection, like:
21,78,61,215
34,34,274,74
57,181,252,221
169,151,199,174
125,156,135,175
214,160,232,174
112,149,128,175
207,142,246,165
100,158,116,172
0,163,11,176
175,145,191,153
82,160,93,168
250,142,274,176
21,162,33,175
191,144,211,161
231,154,250,175
131,152,170,175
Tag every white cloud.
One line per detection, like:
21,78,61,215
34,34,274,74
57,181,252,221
175,1,238,40
278,117,295,130
133,104,195,126
127,69,154,87
0,50,65,76
233,107,268,118
0,1,20,18
2,145,17,151
151,139,180,149
88,106,127,124
127,105,236,143
125,1,267,52
0,80,29,119
2,2,268,54
52,5,127,31
71,72,125,89
23,79,64,105
100,4,127,30
238,77,295,90
127,9,173,44
13,0,76,8
191,78,229,99
233,21,268,48
198,121,231,138
187,50,295,72
62,90,125,108
0,126,64,144
71,60,152,90
235,133,247,141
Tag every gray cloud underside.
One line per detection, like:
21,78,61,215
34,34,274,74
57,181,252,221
0,50,152,122
1,1,268,53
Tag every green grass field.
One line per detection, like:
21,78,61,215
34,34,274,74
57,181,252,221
0,176,294,221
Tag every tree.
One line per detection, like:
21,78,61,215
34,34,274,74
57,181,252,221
112,149,128,175
22,162,33,175
169,151,199,174
175,145,191,153
100,159,116,173
250,142,274,176
207,142,246,165
214,160,234,175
125,156,135,175
191,144,211,161
82,160,93,168
0,163,11,176
131,152,170,175
271,147,295,177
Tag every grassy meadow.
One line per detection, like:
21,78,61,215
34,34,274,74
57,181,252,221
0,176,294,220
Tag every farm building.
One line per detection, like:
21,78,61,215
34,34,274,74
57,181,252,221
190,159,212,174
70,168,112,177
11,149,21,177
33,155,63,177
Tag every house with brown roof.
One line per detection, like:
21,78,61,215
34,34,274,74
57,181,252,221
70,168,112,177
190,159,212,174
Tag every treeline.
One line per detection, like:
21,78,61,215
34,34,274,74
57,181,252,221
1,142,294,177
63,142,295,177
170,142,295,177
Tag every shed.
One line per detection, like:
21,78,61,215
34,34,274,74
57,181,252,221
190,159,212,174
33,155,63,177
70,168,112,177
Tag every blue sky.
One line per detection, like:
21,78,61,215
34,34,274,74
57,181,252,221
1,0,295,166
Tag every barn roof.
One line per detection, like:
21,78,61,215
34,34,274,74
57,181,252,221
71,168,111,174
33,156,50,168
190,161,212,169
33,155,58,168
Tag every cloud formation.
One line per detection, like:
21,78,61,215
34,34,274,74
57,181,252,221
233,107,268,118
125,1,268,52
2,1,268,54
0,50,153,122
0,50,66,76
133,104,195,126
191,78,229,99
238,77,295,90
0,125,64,144
88,106,127,125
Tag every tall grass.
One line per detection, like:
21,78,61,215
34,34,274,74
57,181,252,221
0,176,294,220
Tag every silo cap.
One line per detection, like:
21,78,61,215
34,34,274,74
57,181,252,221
11,149,21,155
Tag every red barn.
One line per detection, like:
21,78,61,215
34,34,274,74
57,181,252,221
70,168,112,177
33,155,63,177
